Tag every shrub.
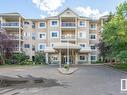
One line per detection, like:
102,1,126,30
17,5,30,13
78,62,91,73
34,51,45,64
5,59,12,65
64,64,69,70
11,52,29,64
20,59,33,65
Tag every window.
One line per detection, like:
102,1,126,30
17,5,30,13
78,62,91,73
24,44,30,48
39,22,46,28
24,21,29,25
32,45,35,51
38,44,45,50
80,56,85,60
91,45,96,50
79,21,85,27
32,32,36,40
24,32,30,37
53,56,58,60
50,20,58,27
79,33,83,37
79,31,86,38
51,44,54,47
90,34,96,40
39,33,46,39
91,56,96,61
90,24,96,30
80,44,85,48
51,31,59,38
32,22,35,28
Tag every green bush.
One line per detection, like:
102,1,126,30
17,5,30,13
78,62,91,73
5,59,12,65
117,50,127,64
20,59,33,65
11,52,29,64
34,51,45,64
64,64,69,70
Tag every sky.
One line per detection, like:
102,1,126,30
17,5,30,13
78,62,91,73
0,0,126,19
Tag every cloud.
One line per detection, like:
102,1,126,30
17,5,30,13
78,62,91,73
40,15,46,19
76,6,109,19
32,0,65,16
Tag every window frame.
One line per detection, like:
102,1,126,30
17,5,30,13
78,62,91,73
50,20,59,27
51,31,59,38
38,43,46,50
91,55,97,61
38,22,46,28
90,24,97,30
38,32,46,39
79,55,86,61
90,34,96,40
78,31,86,38
79,21,86,27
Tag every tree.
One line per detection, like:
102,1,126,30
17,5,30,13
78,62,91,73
0,28,14,64
101,1,127,63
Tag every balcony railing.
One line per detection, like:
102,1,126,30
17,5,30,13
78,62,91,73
9,35,23,40
1,22,23,28
61,35,76,41
61,22,76,27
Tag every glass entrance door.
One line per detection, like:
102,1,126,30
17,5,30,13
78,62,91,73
63,55,73,64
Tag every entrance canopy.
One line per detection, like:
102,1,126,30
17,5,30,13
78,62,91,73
53,43,81,50
44,47,56,53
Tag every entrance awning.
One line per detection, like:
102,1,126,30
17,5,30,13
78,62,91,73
44,47,56,53
53,43,81,49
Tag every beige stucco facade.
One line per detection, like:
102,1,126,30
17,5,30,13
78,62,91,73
0,8,104,64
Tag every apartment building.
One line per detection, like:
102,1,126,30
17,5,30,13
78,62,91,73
0,8,103,64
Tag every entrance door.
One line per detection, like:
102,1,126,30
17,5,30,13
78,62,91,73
63,55,73,64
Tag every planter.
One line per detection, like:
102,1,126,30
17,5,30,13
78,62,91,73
57,68,78,75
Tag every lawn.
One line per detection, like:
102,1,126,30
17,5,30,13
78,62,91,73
110,64,127,71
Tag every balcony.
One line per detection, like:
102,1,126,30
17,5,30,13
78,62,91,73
79,46,91,53
61,22,76,28
1,22,22,28
13,47,23,52
9,35,23,41
61,35,76,41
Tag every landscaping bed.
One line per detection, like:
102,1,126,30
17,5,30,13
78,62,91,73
105,63,127,72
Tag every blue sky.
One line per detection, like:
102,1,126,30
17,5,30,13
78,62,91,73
0,0,126,19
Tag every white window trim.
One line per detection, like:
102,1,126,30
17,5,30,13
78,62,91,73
38,43,46,50
78,21,86,27
38,22,46,28
90,24,97,30
90,34,97,40
38,32,46,39
91,55,97,61
78,31,86,38
51,31,59,38
90,44,97,51
78,43,86,49
50,20,59,27
79,55,86,61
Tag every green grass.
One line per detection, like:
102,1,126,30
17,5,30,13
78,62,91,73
112,64,127,71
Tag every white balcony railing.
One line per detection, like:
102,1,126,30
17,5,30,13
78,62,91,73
1,22,23,27
61,22,76,27
61,35,76,40
9,35,23,40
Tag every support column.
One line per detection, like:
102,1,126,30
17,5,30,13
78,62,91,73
46,53,49,64
59,49,61,68
75,51,78,64
88,53,91,64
